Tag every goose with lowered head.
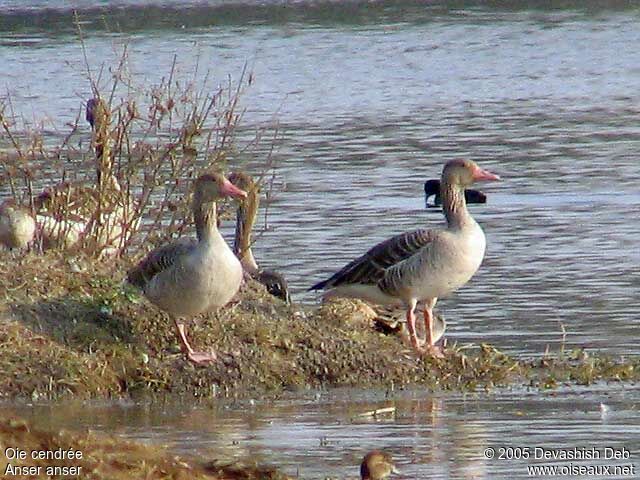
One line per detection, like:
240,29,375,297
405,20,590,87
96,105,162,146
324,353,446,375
310,159,499,357
228,171,291,304
127,172,247,365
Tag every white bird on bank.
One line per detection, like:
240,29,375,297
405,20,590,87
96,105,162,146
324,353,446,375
0,199,36,251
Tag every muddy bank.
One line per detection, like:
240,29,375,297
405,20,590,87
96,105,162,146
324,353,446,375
0,251,638,400
0,414,289,479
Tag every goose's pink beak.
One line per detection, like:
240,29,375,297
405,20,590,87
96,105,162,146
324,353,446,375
473,166,500,182
221,179,248,199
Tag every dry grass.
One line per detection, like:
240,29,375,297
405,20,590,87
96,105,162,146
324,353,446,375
0,28,278,258
0,415,291,480
0,250,638,401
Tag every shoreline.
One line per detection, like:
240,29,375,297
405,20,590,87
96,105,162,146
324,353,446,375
1,251,638,401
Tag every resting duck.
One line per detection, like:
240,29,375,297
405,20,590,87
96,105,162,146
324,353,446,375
360,451,399,480
310,159,499,357
424,179,486,208
127,173,247,365
0,199,36,251
228,172,291,304
374,307,446,346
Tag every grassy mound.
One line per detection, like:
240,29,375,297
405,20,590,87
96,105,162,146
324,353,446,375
0,251,638,400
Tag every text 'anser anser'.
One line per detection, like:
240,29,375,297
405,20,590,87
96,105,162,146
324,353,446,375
310,159,499,357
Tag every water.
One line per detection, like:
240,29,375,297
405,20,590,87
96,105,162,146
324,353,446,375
2,386,639,479
2,2,640,476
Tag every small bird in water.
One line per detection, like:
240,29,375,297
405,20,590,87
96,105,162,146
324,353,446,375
360,451,399,480
424,178,486,208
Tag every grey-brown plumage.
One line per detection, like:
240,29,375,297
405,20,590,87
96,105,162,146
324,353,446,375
229,171,291,304
126,237,196,289
310,159,500,357
309,229,435,291
126,172,247,365
0,199,35,251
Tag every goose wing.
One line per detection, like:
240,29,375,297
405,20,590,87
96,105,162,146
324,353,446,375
309,229,436,290
127,237,196,288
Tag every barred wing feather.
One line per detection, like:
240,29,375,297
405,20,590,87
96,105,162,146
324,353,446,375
309,229,435,290
127,237,197,288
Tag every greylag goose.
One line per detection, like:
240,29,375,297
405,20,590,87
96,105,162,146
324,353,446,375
424,179,486,208
34,98,137,255
310,159,499,357
127,173,247,365
34,175,134,254
0,199,35,250
228,172,291,304
361,451,399,480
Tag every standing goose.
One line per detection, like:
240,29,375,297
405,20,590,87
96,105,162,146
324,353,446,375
127,173,247,365
0,199,36,251
310,159,499,357
424,179,486,208
228,172,291,304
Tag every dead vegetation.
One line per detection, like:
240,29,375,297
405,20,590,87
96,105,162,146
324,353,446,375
0,26,275,258
0,250,638,401
0,415,291,480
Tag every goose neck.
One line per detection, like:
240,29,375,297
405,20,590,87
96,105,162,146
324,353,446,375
234,190,260,273
194,198,219,242
441,182,473,229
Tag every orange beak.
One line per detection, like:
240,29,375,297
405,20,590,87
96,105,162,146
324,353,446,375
221,178,248,199
473,166,500,182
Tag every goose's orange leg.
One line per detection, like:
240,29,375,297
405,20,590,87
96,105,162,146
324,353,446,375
174,318,217,365
423,299,444,358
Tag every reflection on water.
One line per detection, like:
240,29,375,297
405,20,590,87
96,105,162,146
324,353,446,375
2,1,640,359
2,387,639,479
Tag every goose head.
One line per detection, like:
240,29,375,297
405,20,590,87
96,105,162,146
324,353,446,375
442,159,500,188
360,451,399,480
194,173,248,204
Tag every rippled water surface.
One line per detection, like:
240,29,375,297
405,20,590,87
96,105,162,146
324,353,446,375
1,1,640,476
2,386,640,479
2,0,638,357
